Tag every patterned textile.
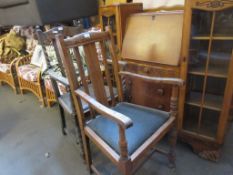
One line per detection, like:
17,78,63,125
18,64,40,82
44,78,66,95
0,62,10,73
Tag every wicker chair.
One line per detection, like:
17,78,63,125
0,33,22,93
0,56,21,93
16,54,45,106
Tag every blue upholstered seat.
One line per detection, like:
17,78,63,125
87,102,170,155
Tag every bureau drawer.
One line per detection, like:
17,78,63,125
122,63,179,112
123,77,172,111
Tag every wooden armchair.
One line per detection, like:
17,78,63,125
56,31,184,174
0,56,22,93
36,26,86,148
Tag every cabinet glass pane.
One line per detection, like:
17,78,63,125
204,77,225,111
208,40,233,78
191,9,212,36
183,105,200,133
214,9,233,37
199,109,219,138
189,41,209,75
186,75,204,107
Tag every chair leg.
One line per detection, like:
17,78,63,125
19,88,24,95
58,105,67,135
72,114,85,160
85,137,93,174
47,101,51,108
168,127,177,168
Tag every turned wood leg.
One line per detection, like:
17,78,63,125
168,127,177,168
58,105,67,135
0,81,2,86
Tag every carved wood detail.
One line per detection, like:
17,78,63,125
193,0,233,10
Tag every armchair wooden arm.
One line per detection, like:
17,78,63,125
48,70,69,87
119,71,184,122
75,89,133,129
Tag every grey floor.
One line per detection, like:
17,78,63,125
0,85,233,175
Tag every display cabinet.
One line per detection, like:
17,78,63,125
180,0,233,161
99,3,143,51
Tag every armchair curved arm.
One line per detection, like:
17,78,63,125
9,57,21,73
16,54,32,69
75,89,133,129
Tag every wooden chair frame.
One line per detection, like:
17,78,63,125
36,26,83,107
0,56,21,93
37,26,87,157
56,30,184,175
16,54,45,106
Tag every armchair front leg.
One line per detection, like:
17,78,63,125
168,85,179,168
118,125,132,175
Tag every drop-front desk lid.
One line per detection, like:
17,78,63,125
121,11,184,66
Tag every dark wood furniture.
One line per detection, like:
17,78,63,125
179,0,233,161
56,30,184,175
36,26,82,107
99,3,143,51
36,26,83,147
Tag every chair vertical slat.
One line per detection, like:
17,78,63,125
108,38,123,102
83,43,108,106
73,47,90,95
52,39,66,76
56,35,80,91
99,41,116,106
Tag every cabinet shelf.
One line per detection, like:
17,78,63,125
192,35,210,40
186,92,223,111
189,66,228,78
189,51,230,78
192,35,233,40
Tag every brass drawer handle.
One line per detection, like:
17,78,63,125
156,88,164,96
157,104,164,110
143,67,150,74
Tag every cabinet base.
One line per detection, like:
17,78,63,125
180,132,221,162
